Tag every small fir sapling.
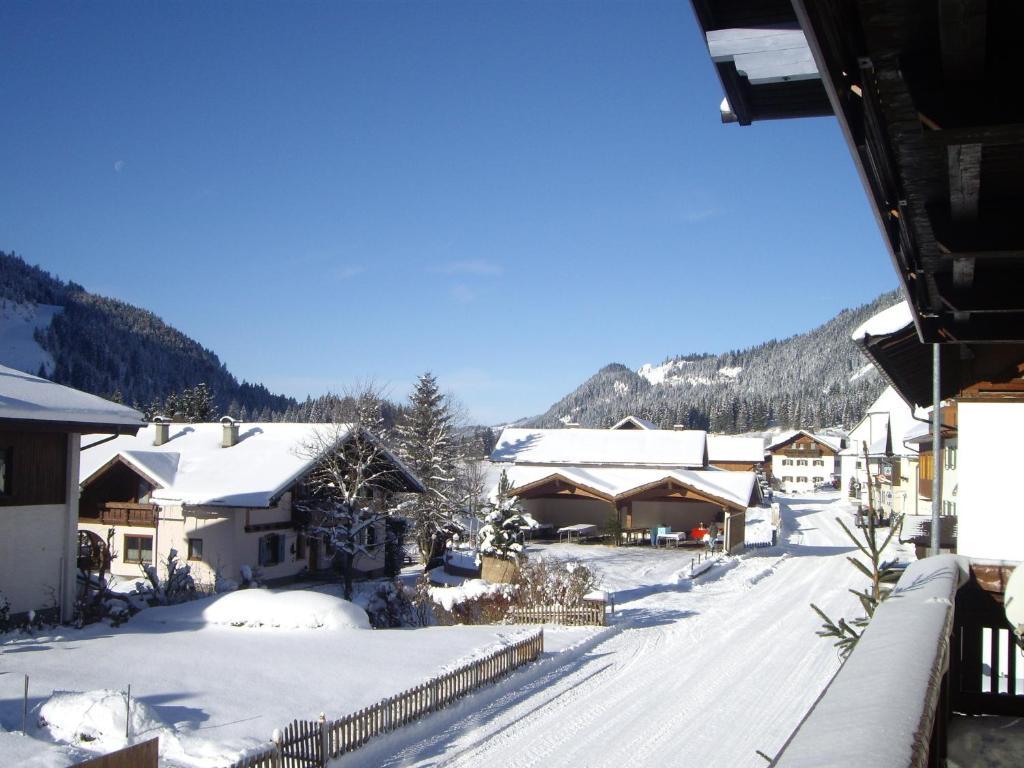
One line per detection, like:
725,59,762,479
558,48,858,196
810,510,903,658
477,470,536,563
135,548,197,606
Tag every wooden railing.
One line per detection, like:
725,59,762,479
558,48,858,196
228,629,543,768
99,503,157,527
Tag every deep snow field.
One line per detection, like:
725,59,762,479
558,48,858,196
1,493,913,767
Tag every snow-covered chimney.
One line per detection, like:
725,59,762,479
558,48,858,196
221,416,240,448
153,416,170,446
673,424,686,431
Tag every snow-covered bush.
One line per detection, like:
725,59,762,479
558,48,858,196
134,549,196,606
362,579,421,628
477,470,536,562
511,557,601,609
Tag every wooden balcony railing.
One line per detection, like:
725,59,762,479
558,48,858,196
780,448,824,458
98,503,158,527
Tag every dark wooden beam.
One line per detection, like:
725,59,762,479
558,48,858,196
947,143,981,223
923,124,1024,148
938,0,988,90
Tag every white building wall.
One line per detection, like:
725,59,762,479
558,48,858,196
956,402,1024,563
773,455,835,493
0,504,68,616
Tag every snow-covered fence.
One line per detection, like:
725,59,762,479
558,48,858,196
507,602,606,627
229,629,544,768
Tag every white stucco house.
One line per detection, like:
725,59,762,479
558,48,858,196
78,419,423,587
767,430,845,493
0,364,145,622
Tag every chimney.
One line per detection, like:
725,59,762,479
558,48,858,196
673,424,686,431
221,416,240,448
153,416,170,446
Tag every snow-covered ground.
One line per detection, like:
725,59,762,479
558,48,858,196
0,588,543,767
333,492,913,768
2,493,915,767
0,299,60,375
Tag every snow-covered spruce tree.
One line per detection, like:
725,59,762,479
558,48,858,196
397,373,463,566
294,386,400,600
478,471,535,562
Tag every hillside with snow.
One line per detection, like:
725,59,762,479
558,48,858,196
0,298,61,376
526,291,897,432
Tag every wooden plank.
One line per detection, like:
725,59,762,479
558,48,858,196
72,738,159,768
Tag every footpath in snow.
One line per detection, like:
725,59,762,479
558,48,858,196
335,492,910,768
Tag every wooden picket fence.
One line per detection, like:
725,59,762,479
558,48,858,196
228,629,543,768
506,602,606,627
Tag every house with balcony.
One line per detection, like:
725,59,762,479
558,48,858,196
767,430,844,493
0,364,144,622
690,0,1024,762
489,426,761,552
78,418,423,587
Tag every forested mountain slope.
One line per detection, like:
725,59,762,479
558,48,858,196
0,251,294,416
527,290,900,432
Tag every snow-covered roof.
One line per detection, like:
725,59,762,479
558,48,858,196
494,463,758,510
490,427,707,468
850,301,914,341
609,415,658,431
707,435,766,464
0,363,144,432
842,386,923,456
79,422,422,508
766,430,843,453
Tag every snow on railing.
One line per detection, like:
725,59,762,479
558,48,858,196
773,555,969,767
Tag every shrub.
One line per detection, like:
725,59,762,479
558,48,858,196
510,557,601,608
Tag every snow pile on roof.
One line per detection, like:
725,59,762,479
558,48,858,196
496,464,757,509
202,590,371,630
0,363,144,430
707,434,765,463
0,300,61,377
491,427,707,467
851,301,914,341
39,690,166,750
80,423,346,508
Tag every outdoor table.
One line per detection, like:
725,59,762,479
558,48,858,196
657,531,688,548
557,523,598,543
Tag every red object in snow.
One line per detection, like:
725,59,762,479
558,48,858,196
690,527,710,541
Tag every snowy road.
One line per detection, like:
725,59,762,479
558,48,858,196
340,493,894,768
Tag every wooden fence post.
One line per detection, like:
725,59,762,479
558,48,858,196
271,728,282,768
319,712,328,766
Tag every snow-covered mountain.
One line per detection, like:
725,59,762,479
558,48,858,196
524,291,899,432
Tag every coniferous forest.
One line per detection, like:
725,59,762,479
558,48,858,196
2,251,895,432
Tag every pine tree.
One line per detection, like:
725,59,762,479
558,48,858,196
397,373,462,565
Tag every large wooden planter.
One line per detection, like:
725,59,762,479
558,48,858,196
481,554,519,584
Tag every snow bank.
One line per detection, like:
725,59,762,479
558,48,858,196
428,579,512,612
39,690,164,749
201,590,370,629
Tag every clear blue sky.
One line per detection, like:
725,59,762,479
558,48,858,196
0,1,895,424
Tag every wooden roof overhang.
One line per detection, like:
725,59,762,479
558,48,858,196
80,453,165,492
690,0,832,125
509,474,614,503
791,0,1024,343
616,477,748,512
692,1,1024,342
769,430,835,454
859,321,1024,407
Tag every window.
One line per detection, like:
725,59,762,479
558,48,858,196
945,445,957,470
259,533,286,567
782,459,792,466
797,476,808,483
797,459,808,466
783,476,793,482
812,459,824,467
814,476,824,483
943,501,957,516
124,535,153,564
856,460,863,469
187,538,203,561
0,447,11,496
